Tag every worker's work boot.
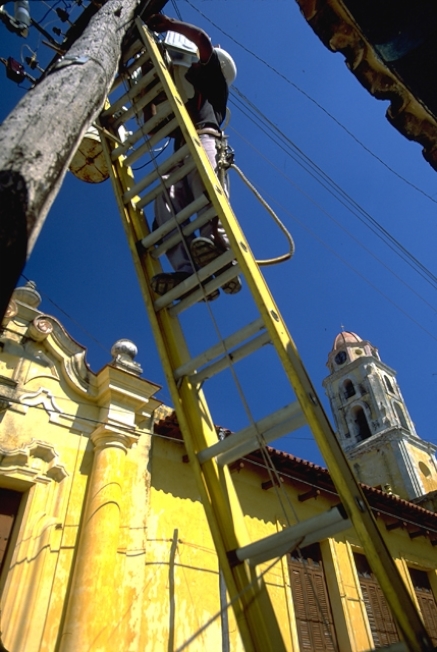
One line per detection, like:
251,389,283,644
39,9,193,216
151,271,219,301
190,237,242,295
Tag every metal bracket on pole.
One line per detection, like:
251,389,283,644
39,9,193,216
53,55,89,70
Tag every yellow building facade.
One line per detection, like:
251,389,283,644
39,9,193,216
1,283,437,651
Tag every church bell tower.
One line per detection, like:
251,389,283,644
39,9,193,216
323,331,437,501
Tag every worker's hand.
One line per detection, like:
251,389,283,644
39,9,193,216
146,14,174,33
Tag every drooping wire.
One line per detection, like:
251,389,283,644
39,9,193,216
183,0,437,206
229,124,437,316
170,0,183,21
229,87,437,293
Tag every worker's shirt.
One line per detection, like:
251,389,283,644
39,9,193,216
184,49,228,131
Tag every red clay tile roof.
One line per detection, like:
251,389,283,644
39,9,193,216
154,411,437,536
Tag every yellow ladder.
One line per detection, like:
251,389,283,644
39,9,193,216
97,18,433,652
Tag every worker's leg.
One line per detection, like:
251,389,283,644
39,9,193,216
151,168,219,300
154,174,195,274
187,134,230,248
188,134,242,294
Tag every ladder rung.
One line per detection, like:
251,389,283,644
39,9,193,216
140,195,211,250
111,115,178,161
134,156,196,210
102,67,159,119
197,401,306,466
123,143,191,203
110,49,151,93
122,38,144,63
188,330,271,385
152,268,222,309
230,506,350,567
111,87,165,131
122,116,179,167
151,206,217,259
175,318,266,380
174,249,239,290
169,261,242,315
168,254,241,317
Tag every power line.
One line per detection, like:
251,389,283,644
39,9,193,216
228,124,437,316
226,144,437,343
183,0,437,206
229,88,437,292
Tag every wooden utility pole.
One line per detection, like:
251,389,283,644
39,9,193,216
0,0,166,321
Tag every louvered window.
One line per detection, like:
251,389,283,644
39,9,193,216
0,488,22,574
354,553,401,647
288,543,338,651
409,568,437,646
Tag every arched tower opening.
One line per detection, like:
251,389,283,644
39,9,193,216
343,379,356,399
352,406,372,442
384,375,394,393
394,402,408,430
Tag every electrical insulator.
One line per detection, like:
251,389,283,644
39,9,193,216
6,56,25,83
24,54,43,73
55,8,69,23
14,0,30,36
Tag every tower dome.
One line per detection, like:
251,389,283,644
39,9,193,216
326,331,379,372
332,331,362,351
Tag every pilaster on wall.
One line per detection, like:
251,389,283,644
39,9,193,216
322,539,373,652
59,425,137,652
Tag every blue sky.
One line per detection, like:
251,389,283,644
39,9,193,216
1,0,437,466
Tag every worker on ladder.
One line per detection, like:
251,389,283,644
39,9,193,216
145,13,242,299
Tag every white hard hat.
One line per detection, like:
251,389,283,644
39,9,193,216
215,48,237,85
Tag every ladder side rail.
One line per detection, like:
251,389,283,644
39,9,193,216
98,127,264,652
100,25,289,652
135,21,434,652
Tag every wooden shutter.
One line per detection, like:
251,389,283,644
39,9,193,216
354,553,401,647
288,543,338,651
409,568,437,646
0,488,22,573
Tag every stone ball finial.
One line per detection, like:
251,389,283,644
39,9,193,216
110,339,143,376
13,280,42,308
111,339,138,360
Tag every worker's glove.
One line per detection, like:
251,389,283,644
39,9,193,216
146,14,174,33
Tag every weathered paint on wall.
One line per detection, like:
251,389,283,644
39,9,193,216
1,285,437,651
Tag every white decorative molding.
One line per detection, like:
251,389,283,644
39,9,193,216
27,315,54,342
0,439,68,483
19,387,63,417
16,387,96,433
2,298,18,325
